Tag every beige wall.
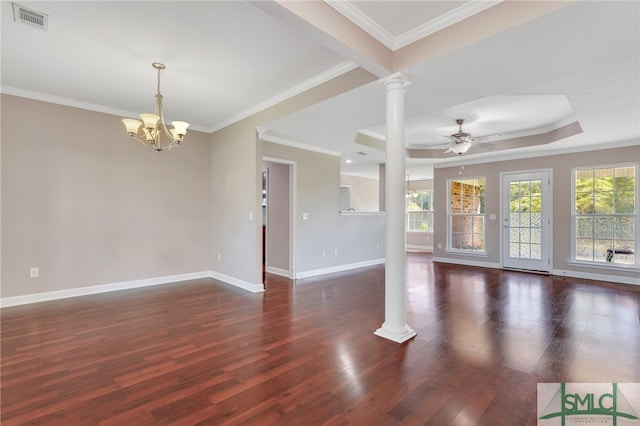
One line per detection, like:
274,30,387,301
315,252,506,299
264,142,385,275
208,67,377,287
1,95,214,298
340,174,379,212
209,123,263,288
433,145,639,282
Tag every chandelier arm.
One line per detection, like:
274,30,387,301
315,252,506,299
137,137,154,148
156,94,180,145
127,133,154,148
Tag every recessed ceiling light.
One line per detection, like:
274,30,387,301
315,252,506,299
345,159,353,164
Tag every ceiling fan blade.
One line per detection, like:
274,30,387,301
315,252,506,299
475,143,496,151
473,134,502,143
411,141,449,149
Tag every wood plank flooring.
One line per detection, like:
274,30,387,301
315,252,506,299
2,252,639,425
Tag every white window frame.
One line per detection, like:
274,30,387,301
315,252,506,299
571,163,638,268
447,176,487,254
407,189,433,232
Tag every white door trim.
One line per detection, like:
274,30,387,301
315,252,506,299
500,169,553,273
263,156,296,279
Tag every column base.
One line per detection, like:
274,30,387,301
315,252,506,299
374,323,417,343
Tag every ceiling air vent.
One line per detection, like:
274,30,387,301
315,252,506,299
12,3,48,31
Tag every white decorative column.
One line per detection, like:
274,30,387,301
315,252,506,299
374,73,416,344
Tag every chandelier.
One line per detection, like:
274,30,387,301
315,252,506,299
122,62,189,151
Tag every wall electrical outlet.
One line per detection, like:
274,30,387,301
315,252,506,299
217,253,222,262
322,250,326,258
30,267,39,278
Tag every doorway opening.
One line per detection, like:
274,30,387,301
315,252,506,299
262,157,295,279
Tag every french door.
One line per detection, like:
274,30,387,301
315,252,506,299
501,171,552,272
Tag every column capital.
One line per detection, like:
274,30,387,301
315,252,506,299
378,72,411,89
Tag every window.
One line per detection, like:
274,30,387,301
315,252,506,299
448,177,486,252
573,165,637,265
407,190,433,232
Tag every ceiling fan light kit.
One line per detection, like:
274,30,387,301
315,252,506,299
122,62,189,152
446,141,472,155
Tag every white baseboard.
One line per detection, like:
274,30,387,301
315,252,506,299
431,259,638,286
552,269,640,286
0,271,214,308
210,271,264,293
406,245,433,252
1,270,265,308
265,266,290,278
432,257,500,269
295,258,385,279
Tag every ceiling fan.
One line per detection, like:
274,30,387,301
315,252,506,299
444,119,501,155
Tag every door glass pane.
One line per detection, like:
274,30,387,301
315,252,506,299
531,212,541,228
510,213,520,227
531,229,541,244
531,244,542,260
506,178,545,261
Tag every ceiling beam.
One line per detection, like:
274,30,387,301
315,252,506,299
250,0,393,77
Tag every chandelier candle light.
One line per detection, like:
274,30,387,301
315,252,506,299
122,62,189,151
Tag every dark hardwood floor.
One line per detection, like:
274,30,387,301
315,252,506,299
2,252,639,425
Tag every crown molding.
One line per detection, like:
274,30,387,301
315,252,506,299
358,129,385,140
433,139,640,169
259,130,342,157
2,60,358,135
0,86,211,132
325,0,395,49
326,0,502,51
394,1,502,50
1,85,130,117
208,61,358,133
